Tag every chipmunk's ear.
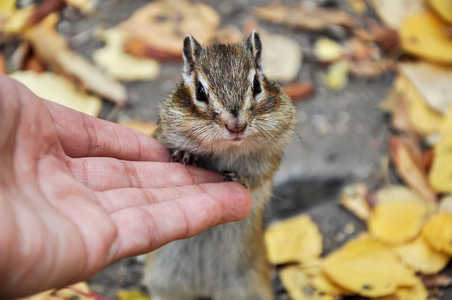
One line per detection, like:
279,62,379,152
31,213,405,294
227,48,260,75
245,30,263,74
183,34,202,75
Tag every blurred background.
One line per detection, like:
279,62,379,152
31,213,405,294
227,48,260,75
1,0,452,299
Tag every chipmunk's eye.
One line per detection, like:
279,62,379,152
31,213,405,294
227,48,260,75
196,82,208,103
253,74,261,97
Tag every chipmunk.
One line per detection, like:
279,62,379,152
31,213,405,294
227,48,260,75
143,30,296,300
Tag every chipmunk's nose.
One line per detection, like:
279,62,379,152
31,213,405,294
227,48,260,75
225,121,247,134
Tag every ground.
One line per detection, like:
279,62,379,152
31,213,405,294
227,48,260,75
36,0,452,298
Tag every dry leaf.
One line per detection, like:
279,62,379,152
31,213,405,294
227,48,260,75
313,38,344,63
370,0,426,29
92,28,160,81
340,183,372,221
11,71,102,117
369,201,427,245
421,273,452,288
279,265,337,300
428,0,452,24
393,235,449,274
429,107,452,193
120,120,158,137
214,26,244,44
265,214,322,265
259,31,302,82
66,0,97,14
25,14,127,105
376,185,428,207
389,136,437,203
422,212,452,255
253,5,354,31
374,277,428,300
325,60,348,90
119,0,220,61
323,236,418,297
1,5,34,35
394,74,445,136
399,62,452,115
439,196,452,214
284,82,314,102
400,12,452,64
0,53,5,74
27,0,66,26
116,289,150,300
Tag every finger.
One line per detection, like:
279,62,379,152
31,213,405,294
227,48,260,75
42,100,170,161
70,157,223,191
95,182,240,213
105,182,252,260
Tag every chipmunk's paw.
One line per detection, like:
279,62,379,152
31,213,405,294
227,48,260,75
171,150,199,167
221,170,249,189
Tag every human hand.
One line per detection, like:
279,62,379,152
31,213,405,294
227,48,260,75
0,74,251,298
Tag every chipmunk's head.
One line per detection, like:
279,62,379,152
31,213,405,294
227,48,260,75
162,31,295,157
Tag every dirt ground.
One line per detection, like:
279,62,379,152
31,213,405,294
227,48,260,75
16,0,452,298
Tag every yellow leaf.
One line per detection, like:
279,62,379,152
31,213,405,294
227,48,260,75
265,215,322,265
11,71,102,117
340,183,371,221
369,0,425,29
429,107,452,193
325,60,348,90
429,0,452,24
422,212,452,256
279,265,337,300
394,74,445,136
323,236,418,297
313,38,344,62
92,28,160,81
369,201,427,245
394,235,449,274
116,289,151,300
0,0,16,16
400,12,452,64
1,5,34,35
374,277,428,300
376,185,427,206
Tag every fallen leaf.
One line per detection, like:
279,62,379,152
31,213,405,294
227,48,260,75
1,5,34,35
92,28,160,81
422,212,452,256
253,4,354,31
265,214,322,265
394,74,445,136
11,71,102,117
370,0,425,29
0,53,5,73
393,235,449,274
369,201,427,245
400,12,452,64
313,37,344,63
120,120,158,137
214,25,243,44
0,0,16,22
421,273,452,288
279,265,337,300
389,136,437,203
116,289,150,300
259,31,302,82
400,62,452,115
25,14,127,105
27,0,66,26
428,0,452,24
323,236,418,297
376,185,428,206
284,82,314,102
119,0,220,61
324,60,348,90
429,107,452,193
66,0,97,14
340,183,372,221
439,196,452,214
374,277,428,300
